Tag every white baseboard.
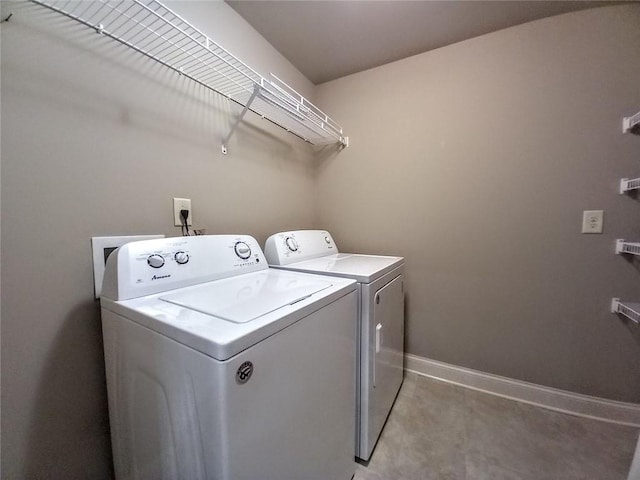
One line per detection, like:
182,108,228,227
405,354,640,427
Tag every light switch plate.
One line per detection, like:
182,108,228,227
581,210,604,234
91,235,164,299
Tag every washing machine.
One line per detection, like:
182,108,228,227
264,230,404,462
100,235,358,480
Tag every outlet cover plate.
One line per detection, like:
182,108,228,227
581,210,604,234
173,198,193,226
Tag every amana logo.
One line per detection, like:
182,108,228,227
151,274,171,280
236,361,253,384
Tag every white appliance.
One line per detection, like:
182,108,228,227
100,235,358,480
264,230,404,462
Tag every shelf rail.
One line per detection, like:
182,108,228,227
611,298,640,324
28,0,349,154
619,177,640,194
623,111,640,134
616,239,640,256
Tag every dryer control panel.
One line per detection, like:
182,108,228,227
102,235,267,301
264,230,337,266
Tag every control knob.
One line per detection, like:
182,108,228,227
324,236,331,244
174,251,189,264
285,237,298,252
234,241,252,260
147,254,165,269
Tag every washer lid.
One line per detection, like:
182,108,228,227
160,272,332,323
278,253,404,283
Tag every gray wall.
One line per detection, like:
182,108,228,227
3,2,640,479
1,1,318,477
315,5,640,403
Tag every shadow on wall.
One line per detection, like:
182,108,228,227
623,318,640,347
6,7,323,165
25,301,113,479
309,142,346,184
4,12,233,152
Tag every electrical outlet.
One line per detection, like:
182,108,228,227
173,198,193,226
581,210,604,234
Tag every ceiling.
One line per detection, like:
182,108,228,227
226,1,621,84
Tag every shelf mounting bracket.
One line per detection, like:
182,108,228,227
611,298,640,324
222,84,261,155
623,112,640,134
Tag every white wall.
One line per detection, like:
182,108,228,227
315,5,640,403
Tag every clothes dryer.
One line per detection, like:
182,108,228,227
100,235,357,480
264,230,404,462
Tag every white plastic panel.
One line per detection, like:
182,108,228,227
102,235,267,300
102,268,356,360
366,274,404,459
272,253,404,284
264,230,337,265
160,271,331,323
102,289,357,480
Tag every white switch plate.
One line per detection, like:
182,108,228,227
173,197,193,226
91,235,164,299
581,210,604,234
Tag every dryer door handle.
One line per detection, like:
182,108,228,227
375,323,383,353
373,323,383,387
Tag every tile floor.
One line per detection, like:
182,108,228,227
354,372,639,480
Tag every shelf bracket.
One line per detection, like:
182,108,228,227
616,239,640,255
611,298,640,324
619,177,640,194
623,111,640,134
222,85,261,155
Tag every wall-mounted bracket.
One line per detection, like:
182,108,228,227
222,84,260,155
619,177,640,194
616,239,640,255
611,298,640,324
623,111,640,134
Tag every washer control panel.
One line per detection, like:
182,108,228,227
102,235,267,300
264,230,337,266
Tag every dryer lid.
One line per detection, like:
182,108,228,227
159,271,332,323
280,253,403,283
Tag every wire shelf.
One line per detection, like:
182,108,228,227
611,298,640,324
623,111,640,134
620,177,640,194
616,240,640,256
28,0,348,152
